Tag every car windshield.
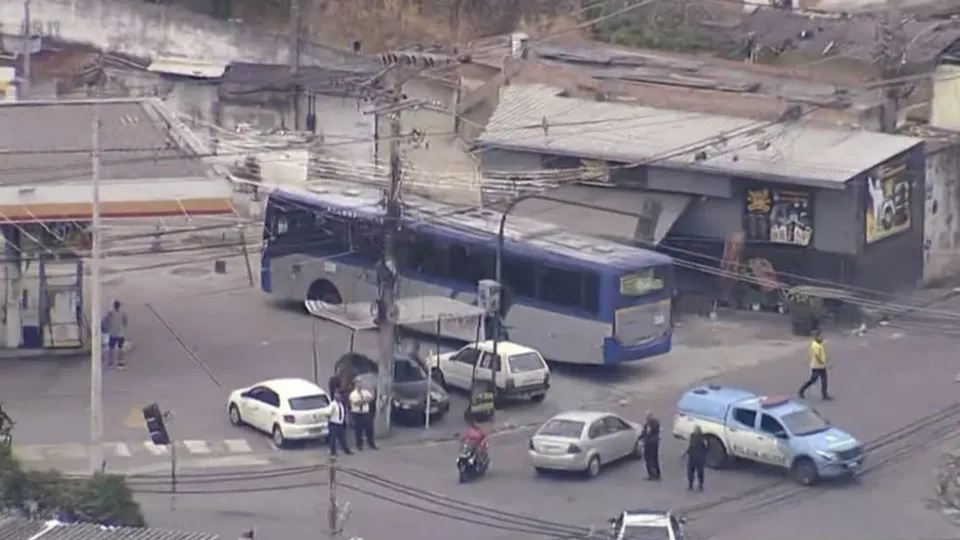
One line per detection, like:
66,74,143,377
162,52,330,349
781,409,830,436
288,394,330,411
394,359,427,383
508,352,545,373
538,419,585,438
621,525,670,540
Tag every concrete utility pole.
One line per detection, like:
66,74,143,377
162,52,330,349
373,76,403,438
88,54,105,475
327,454,338,537
20,0,31,99
288,0,304,130
370,51,471,437
876,0,908,133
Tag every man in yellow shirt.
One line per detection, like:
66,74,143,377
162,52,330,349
798,331,832,400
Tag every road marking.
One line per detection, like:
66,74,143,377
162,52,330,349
122,406,143,429
106,442,132,457
223,439,253,453
143,442,170,455
182,440,212,454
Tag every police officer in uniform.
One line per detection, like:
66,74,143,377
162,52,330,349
684,425,708,491
640,411,661,481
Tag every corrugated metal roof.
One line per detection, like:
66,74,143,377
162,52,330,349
147,57,227,79
0,518,219,540
475,84,922,188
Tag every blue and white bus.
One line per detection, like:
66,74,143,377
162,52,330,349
260,182,674,365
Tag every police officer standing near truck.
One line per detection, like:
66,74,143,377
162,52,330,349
640,411,661,481
683,425,708,491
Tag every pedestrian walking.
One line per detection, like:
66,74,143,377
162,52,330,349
683,425,708,491
640,411,661,481
102,300,128,368
798,330,832,400
326,390,352,456
349,381,377,450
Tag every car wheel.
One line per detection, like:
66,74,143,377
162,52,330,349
585,456,601,478
272,424,287,449
228,404,243,426
704,435,729,469
531,394,546,403
791,457,819,486
632,437,644,459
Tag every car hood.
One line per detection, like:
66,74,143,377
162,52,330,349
797,426,859,451
393,380,448,401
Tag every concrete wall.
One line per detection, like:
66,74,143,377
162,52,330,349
922,141,960,285
931,64,960,131
0,0,349,64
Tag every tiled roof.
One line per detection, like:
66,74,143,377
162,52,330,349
476,83,922,187
0,518,218,540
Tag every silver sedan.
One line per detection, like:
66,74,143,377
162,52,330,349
528,410,644,478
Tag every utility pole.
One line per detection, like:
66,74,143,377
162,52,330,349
373,76,403,438
20,0,31,99
327,455,338,537
288,0,304,131
88,53,104,475
876,0,907,133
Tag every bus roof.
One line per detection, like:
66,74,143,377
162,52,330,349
270,182,672,272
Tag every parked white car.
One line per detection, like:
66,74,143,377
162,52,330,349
426,340,550,403
227,378,331,448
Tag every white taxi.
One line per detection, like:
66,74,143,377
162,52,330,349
426,340,550,403
227,378,331,448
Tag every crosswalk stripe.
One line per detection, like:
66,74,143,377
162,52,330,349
223,439,253,453
106,442,132,457
143,441,170,455
181,440,212,454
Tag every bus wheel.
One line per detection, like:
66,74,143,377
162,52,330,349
306,280,342,305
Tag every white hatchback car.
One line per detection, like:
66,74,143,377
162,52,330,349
227,378,332,448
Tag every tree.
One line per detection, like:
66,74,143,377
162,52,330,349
0,403,146,527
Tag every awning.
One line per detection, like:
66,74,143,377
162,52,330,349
511,185,691,245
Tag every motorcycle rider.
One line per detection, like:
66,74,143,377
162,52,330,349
461,408,489,460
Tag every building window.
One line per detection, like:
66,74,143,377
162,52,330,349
743,184,813,247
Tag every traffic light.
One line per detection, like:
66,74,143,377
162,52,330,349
142,403,171,446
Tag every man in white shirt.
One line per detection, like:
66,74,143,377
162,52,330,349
349,381,378,450
326,390,352,456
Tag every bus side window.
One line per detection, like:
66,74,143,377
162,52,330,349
406,233,448,279
448,244,493,284
538,266,586,311
502,256,536,299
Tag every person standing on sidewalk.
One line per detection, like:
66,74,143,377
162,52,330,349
798,330,832,400
102,300,128,368
326,390,352,456
349,380,377,451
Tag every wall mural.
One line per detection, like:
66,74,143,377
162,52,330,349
865,156,911,244
743,186,814,247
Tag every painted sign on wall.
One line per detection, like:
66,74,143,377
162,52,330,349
865,156,911,244
743,186,814,247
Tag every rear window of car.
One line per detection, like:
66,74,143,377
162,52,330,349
288,394,330,411
508,352,546,374
538,419,585,438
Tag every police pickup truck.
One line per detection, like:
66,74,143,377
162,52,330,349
672,385,864,486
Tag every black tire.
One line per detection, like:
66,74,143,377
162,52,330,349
791,457,819,486
585,456,601,478
306,280,342,305
704,435,729,469
534,467,548,476
228,404,243,426
531,394,546,403
272,424,287,449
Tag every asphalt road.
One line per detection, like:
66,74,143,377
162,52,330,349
133,299,960,540
3,251,805,475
